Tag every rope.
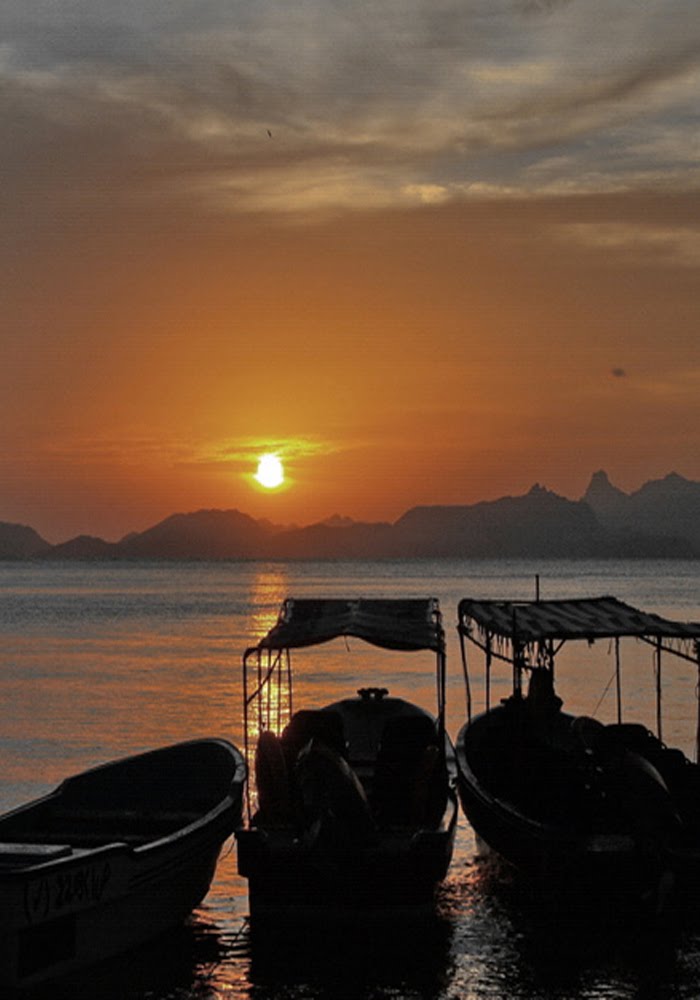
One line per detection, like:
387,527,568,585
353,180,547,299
590,666,617,719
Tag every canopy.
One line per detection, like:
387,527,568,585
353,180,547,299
252,597,444,654
458,596,700,644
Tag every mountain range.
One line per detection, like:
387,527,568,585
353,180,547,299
1,471,699,561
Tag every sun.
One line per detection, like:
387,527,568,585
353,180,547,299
254,453,284,489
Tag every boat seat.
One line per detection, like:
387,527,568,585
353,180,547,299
607,723,699,809
4,808,204,848
0,842,73,868
372,715,447,828
295,738,377,850
52,807,201,824
252,711,348,828
255,714,348,828
255,730,293,825
280,709,347,764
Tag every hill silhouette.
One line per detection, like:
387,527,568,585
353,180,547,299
584,471,700,551
117,509,275,560
0,522,52,559
1,472,698,561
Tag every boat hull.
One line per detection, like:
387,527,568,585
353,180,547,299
0,739,245,989
455,707,675,892
455,747,641,883
238,822,455,919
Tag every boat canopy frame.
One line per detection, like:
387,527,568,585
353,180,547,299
457,595,700,759
242,597,448,814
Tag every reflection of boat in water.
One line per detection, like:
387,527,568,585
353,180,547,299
41,913,230,1000
236,598,458,917
0,738,245,990
247,904,452,994
454,596,700,904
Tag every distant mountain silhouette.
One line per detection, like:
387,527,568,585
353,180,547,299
1,472,698,560
45,535,122,560
582,470,629,520
118,509,275,559
272,520,396,559
583,471,700,550
394,484,604,557
0,522,51,559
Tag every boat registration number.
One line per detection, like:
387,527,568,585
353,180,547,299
23,861,112,923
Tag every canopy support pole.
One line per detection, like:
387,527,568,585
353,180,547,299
655,637,663,742
485,634,492,713
437,647,447,757
615,637,622,725
513,641,526,698
286,649,293,722
459,627,472,723
695,641,700,764
243,651,251,819
512,608,525,698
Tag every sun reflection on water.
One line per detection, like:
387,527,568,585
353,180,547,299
248,567,288,643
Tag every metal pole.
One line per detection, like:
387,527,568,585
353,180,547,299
257,651,263,736
243,651,250,819
459,627,472,723
437,648,447,758
615,637,622,725
695,641,700,764
655,637,663,742
485,634,492,713
512,608,523,698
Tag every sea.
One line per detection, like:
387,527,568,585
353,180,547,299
2,558,700,1000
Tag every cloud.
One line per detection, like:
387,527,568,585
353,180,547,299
1,0,700,220
557,222,700,267
31,429,340,471
188,436,340,470
611,368,626,378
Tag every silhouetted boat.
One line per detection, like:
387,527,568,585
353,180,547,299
0,738,245,990
236,598,458,918
454,596,700,905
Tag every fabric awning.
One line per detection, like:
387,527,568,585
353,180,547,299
458,596,700,644
252,597,444,653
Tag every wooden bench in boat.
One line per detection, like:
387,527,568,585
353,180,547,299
2,810,204,849
0,842,73,870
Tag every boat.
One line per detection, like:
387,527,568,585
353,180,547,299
235,597,458,918
0,737,245,990
454,595,700,903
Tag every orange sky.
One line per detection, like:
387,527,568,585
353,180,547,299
2,3,700,541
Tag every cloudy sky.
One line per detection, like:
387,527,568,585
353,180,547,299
2,0,700,541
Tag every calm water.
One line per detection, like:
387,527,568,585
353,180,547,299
2,558,700,999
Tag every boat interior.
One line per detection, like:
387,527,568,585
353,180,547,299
464,681,700,841
253,694,450,836
0,741,239,858
0,804,204,855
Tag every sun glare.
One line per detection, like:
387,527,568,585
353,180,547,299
255,453,284,489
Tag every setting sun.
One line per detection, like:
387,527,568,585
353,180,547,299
254,453,284,489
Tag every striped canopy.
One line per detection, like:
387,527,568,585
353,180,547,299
458,596,700,644
252,597,444,653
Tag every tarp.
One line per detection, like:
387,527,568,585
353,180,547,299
252,597,444,653
458,596,700,644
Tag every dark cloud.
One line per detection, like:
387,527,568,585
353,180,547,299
1,0,699,221
611,368,627,378
2,21,153,71
515,0,575,13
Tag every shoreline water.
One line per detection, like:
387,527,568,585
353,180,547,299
1,558,700,998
